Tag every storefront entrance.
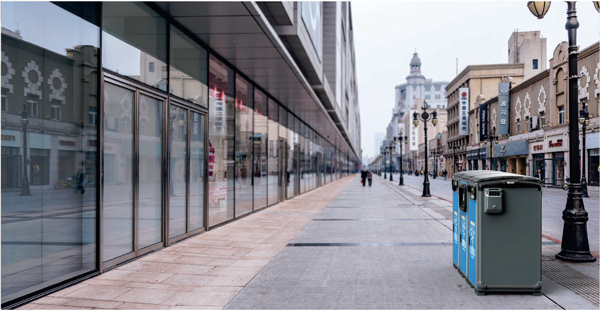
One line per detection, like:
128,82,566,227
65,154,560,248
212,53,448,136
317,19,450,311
102,74,207,268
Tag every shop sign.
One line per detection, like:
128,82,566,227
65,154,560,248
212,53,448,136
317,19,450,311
1,130,21,147
493,139,528,158
30,133,52,149
531,142,544,153
497,83,510,135
479,103,488,141
459,88,469,136
479,147,489,158
410,109,419,151
590,149,599,156
587,132,600,149
466,148,479,160
548,139,563,148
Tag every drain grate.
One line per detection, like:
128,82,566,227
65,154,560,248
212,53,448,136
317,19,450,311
542,256,599,306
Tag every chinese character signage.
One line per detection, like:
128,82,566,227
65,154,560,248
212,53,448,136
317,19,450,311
479,103,488,141
498,83,510,135
459,88,469,136
409,109,419,151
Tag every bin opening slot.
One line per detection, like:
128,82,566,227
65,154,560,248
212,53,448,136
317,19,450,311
459,184,467,212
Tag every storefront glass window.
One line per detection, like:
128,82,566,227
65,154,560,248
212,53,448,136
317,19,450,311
139,95,163,248
169,106,187,238
287,114,296,199
1,2,99,303
267,98,279,205
189,111,205,231
253,89,268,210
235,75,254,216
103,83,135,261
208,55,234,226
170,26,208,107
102,2,168,91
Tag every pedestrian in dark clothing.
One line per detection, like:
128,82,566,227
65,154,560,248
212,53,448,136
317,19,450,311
360,170,367,186
443,169,448,180
367,170,373,186
75,169,85,194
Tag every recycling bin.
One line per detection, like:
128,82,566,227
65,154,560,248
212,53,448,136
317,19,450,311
452,171,542,295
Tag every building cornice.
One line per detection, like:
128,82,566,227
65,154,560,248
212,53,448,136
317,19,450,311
510,69,550,94
446,63,525,92
579,41,599,59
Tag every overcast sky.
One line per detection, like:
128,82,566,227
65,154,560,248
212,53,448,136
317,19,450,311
354,1,600,161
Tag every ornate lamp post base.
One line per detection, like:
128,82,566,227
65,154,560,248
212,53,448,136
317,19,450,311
556,184,596,262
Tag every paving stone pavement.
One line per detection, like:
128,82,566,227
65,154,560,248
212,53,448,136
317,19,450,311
18,177,356,310
19,175,598,310
225,176,598,310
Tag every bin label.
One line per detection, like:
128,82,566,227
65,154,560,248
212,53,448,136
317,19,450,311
453,192,459,267
468,199,477,286
460,212,467,274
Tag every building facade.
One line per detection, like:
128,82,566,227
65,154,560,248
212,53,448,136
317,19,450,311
442,37,599,186
0,2,361,307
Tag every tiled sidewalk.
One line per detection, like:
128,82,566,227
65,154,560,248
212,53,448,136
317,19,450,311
19,176,356,310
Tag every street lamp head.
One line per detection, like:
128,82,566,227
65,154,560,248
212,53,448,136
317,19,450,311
404,136,408,144
527,1,551,19
21,103,29,127
595,1,600,13
495,139,499,145
413,111,419,127
585,119,590,126
579,109,586,125
431,111,438,126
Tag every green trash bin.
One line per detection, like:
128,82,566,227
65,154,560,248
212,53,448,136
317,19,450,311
452,171,542,295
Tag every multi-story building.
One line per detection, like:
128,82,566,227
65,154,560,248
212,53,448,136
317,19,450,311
395,52,449,114
0,2,362,307
473,41,599,187
444,30,547,178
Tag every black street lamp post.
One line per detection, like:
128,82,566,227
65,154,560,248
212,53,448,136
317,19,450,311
395,134,407,186
413,101,438,197
388,144,394,182
20,103,31,196
579,99,590,198
528,1,597,262
485,129,500,171
432,147,437,179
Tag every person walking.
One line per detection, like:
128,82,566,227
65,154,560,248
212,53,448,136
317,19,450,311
367,170,373,186
75,169,85,194
360,169,367,187
443,169,448,180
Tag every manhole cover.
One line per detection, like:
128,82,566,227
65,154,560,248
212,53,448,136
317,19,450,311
542,256,599,306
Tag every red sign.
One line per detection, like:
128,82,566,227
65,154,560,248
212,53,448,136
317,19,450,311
549,139,563,148
533,144,543,151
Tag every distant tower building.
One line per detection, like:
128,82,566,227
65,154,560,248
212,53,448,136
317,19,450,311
508,30,547,80
395,52,449,115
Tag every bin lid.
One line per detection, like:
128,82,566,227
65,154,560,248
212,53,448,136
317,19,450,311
452,171,540,184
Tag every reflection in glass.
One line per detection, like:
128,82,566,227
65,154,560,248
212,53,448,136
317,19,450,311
253,90,268,210
189,112,205,231
138,95,162,248
208,55,235,226
267,99,279,205
103,83,134,261
169,106,187,238
102,2,168,91
1,2,99,303
170,26,208,107
235,76,254,216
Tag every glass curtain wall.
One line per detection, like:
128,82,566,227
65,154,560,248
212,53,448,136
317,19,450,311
253,90,268,210
298,122,305,193
267,99,279,205
235,76,254,216
1,2,99,304
208,55,235,226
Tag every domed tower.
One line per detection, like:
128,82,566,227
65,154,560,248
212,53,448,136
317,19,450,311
410,52,421,75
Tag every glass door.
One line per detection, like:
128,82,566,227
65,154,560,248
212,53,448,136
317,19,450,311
102,76,165,267
278,139,287,202
168,102,207,243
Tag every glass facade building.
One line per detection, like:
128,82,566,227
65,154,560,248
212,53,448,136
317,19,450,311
1,2,361,307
